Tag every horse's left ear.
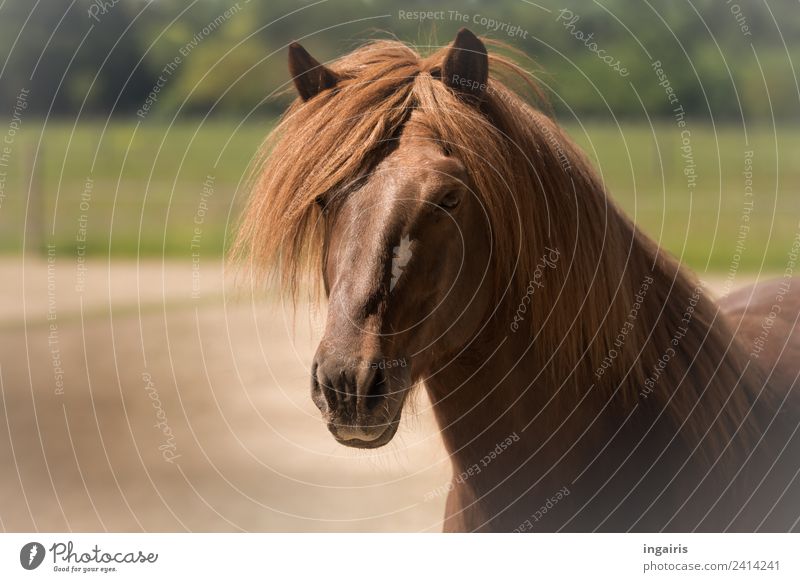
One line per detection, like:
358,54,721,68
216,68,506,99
288,42,339,101
441,28,489,104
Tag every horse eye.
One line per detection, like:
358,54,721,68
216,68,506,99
438,189,461,210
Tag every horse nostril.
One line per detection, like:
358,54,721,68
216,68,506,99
363,365,389,412
311,360,338,413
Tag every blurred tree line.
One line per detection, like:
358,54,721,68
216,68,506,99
1,0,798,121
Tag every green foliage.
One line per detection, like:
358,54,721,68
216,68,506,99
1,0,799,120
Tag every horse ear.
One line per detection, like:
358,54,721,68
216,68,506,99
441,28,489,103
288,42,339,101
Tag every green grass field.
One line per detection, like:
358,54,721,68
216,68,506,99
1,119,798,273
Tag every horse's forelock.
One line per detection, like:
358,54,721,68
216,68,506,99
232,38,583,309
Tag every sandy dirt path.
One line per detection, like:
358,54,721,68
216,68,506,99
0,257,450,532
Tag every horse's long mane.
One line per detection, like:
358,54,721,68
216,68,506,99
233,37,772,466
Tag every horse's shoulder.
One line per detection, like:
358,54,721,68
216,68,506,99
719,276,799,312
719,276,800,391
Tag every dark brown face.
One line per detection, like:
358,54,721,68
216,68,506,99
310,117,493,448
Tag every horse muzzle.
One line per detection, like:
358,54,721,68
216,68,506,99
310,354,410,448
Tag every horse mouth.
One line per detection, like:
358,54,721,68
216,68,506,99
328,404,404,449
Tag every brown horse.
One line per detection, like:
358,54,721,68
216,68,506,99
234,29,800,532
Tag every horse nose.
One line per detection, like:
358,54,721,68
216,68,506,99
310,357,388,416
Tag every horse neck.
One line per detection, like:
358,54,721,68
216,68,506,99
424,180,760,497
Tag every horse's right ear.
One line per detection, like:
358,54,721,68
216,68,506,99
440,28,489,104
288,42,339,101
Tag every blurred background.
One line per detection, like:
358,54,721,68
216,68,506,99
0,0,798,531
